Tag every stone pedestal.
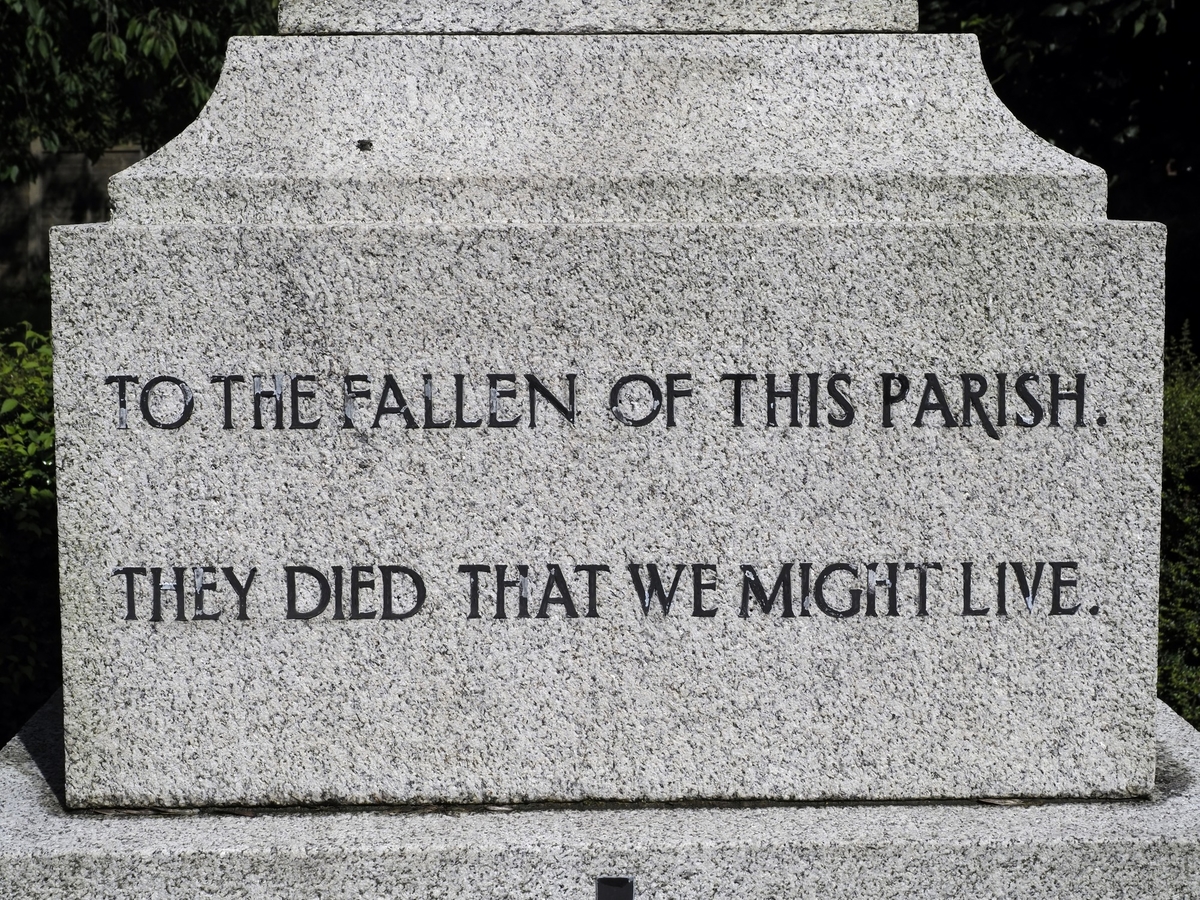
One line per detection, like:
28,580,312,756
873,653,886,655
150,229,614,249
1,697,1198,899
41,20,1177,900
22,0,1191,891
51,24,1165,808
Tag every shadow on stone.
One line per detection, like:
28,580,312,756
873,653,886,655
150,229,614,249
18,690,65,808
1155,742,1195,800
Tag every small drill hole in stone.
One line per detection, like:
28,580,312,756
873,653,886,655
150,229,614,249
596,876,634,900
357,139,373,151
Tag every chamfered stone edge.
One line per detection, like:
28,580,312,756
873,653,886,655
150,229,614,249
276,0,920,35
106,34,1108,226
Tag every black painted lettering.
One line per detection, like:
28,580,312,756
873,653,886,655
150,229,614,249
422,374,452,429
610,375,663,427
692,564,718,617
827,374,855,427
192,566,221,621
961,562,988,615
286,566,331,620
332,565,345,620
881,373,909,428
105,375,140,429
488,374,521,428
807,373,821,428
210,375,245,430
454,374,483,428
995,562,1008,617
113,566,147,620
373,375,419,429
495,563,530,619
815,563,861,618
865,562,899,617
884,562,901,616
350,565,377,619
380,566,425,620
666,374,692,427
628,564,686,615
290,375,321,430
903,562,941,616
961,374,999,440
1010,561,1045,613
739,564,793,618
222,567,256,621
252,375,284,430
1014,374,1043,427
537,564,579,618
996,373,1008,427
527,374,577,427
342,375,370,429
766,374,801,427
797,562,813,616
151,566,188,622
140,376,194,430
1050,562,1080,615
1049,374,1086,428
460,564,490,620
574,564,609,618
914,374,957,427
720,374,757,427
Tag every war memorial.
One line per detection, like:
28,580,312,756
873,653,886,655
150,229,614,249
1,0,1197,896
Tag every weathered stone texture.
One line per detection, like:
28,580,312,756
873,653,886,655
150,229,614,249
1,698,1197,899
52,220,1163,807
277,0,920,36
108,35,1106,227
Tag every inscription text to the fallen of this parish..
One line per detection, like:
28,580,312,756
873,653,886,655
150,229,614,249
104,369,1100,437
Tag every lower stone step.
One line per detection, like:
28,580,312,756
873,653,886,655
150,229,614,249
2,695,1197,899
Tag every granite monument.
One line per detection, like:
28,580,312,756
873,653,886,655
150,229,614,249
1,0,1193,896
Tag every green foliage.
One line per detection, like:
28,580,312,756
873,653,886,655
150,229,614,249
1160,328,1200,725
0,0,278,182
0,323,54,538
0,324,58,743
920,0,1192,171
0,0,279,744
920,0,1198,331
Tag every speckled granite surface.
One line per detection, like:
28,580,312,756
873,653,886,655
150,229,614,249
277,0,919,35
107,35,1106,226
50,6,1166,811
51,220,1164,808
1,697,1197,899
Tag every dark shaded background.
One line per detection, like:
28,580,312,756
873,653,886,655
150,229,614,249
923,0,1198,332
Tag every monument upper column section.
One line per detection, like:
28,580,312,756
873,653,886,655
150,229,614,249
278,0,919,35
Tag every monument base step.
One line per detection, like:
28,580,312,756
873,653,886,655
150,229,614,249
2,697,1197,899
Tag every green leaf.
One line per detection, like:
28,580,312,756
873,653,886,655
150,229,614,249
0,399,17,415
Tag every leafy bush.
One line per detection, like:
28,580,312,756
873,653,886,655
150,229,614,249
0,325,55,535
1160,328,1200,725
0,324,59,745
1,0,279,183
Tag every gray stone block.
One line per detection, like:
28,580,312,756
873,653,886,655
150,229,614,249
50,20,1167,813
1,696,1198,899
51,219,1164,808
106,34,1107,227
276,0,919,36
